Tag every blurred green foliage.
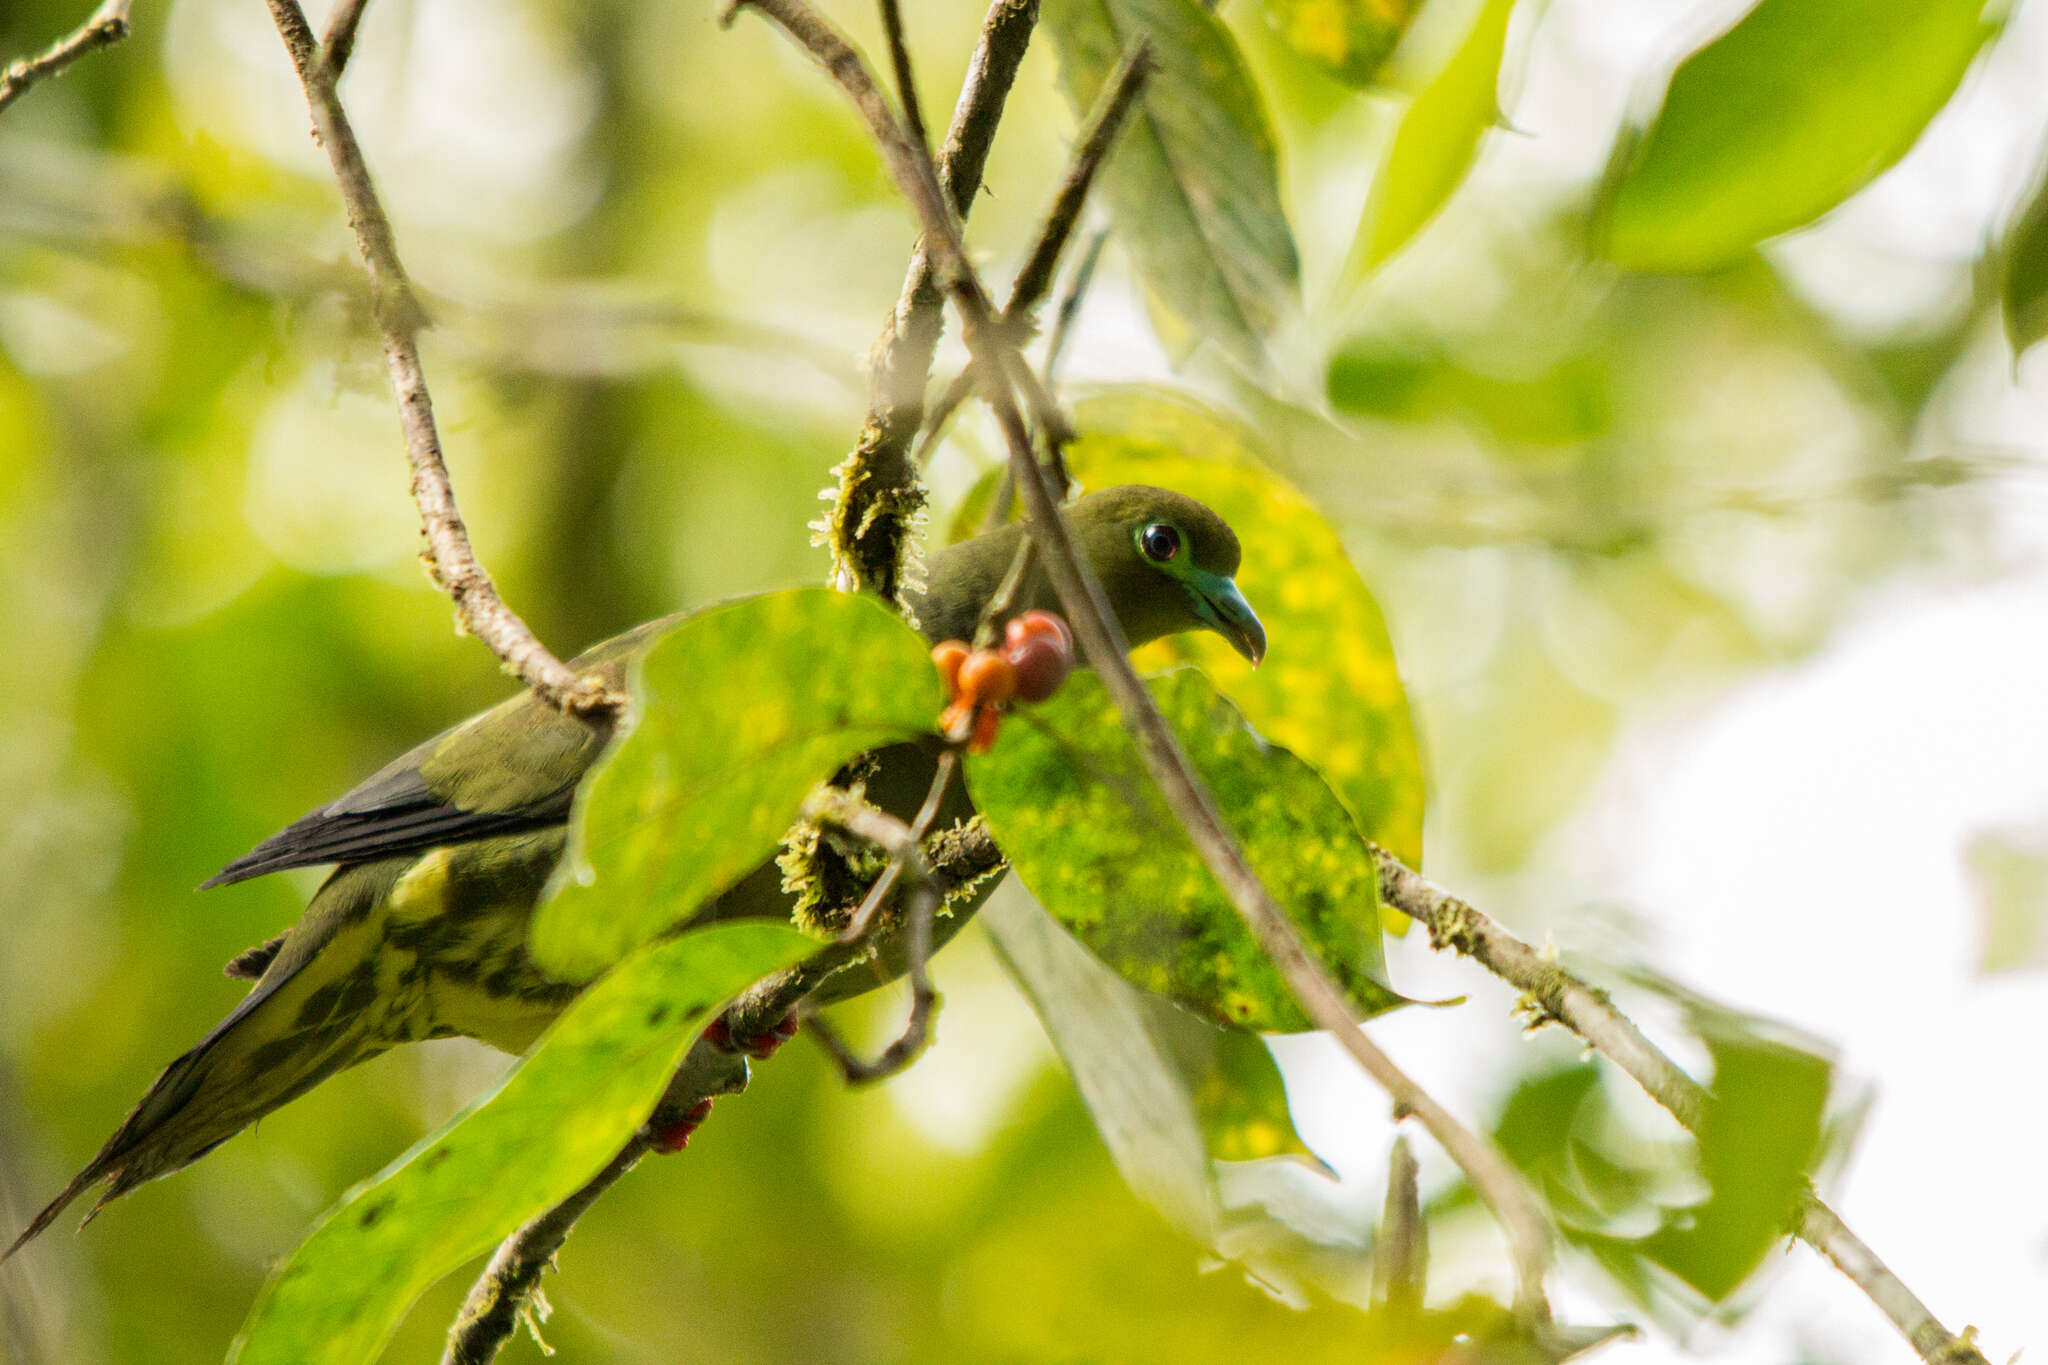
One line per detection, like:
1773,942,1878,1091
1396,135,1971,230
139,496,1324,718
0,0,2033,1355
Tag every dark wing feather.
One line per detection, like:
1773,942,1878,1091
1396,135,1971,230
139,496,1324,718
200,615,680,889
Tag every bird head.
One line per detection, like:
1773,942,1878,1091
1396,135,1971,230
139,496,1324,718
918,484,1265,666
1062,485,1265,666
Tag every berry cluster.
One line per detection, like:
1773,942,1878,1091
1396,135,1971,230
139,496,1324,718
932,610,1077,752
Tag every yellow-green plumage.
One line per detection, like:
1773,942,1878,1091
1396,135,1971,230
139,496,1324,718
4,485,1259,1258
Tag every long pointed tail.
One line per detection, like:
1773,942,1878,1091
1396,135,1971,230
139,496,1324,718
3,860,407,1263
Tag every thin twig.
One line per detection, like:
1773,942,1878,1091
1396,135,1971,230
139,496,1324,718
723,0,1557,1317
319,0,373,77
812,0,1039,604
804,775,953,1082
877,0,928,158
263,0,621,716
1043,228,1106,386
911,47,1149,475
0,0,131,116
1006,43,1149,323
1369,849,1991,1365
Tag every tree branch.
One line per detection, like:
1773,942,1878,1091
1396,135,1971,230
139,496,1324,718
263,0,622,716
0,0,131,116
813,0,1039,605
877,0,928,158
802,762,956,1081
320,0,373,78
916,43,1151,475
1369,848,1991,1365
724,0,1556,1317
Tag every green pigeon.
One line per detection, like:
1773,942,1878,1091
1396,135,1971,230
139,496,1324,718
4,484,1264,1259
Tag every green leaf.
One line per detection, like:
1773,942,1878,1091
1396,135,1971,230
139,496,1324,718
1599,0,1996,273
1044,0,1300,369
2003,162,2048,358
229,921,815,1365
983,886,1220,1236
1345,0,1517,278
1639,1022,1831,1300
968,668,1407,1032
531,588,943,979
1259,0,1420,88
1063,389,1426,870
1967,827,2048,972
986,886,1330,1225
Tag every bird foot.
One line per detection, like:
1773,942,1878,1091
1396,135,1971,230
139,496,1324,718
702,1011,800,1060
647,1098,715,1153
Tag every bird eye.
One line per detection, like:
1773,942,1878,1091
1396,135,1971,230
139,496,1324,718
1139,523,1181,562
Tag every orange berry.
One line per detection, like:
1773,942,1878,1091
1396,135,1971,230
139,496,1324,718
930,640,970,698
956,648,1017,707
968,706,1003,753
1006,632,1074,703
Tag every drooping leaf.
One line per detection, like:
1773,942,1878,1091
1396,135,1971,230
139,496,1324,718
987,883,1331,1216
1043,0,1300,370
230,921,815,1365
2002,161,2048,359
1599,0,1996,272
969,667,1407,1032
531,588,943,979
1344,0,1517,278
1259,0,1419,88
983,884,1220,1237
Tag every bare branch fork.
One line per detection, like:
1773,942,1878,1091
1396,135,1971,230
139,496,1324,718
264,0,620,716
0,0,133,116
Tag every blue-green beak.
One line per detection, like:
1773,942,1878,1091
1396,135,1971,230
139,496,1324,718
1191,573,1266,666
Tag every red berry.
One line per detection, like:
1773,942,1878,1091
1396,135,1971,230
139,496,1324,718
930,640,970,698
648,1098,715,1153
1004,610,1072,656
1005,632,1074,703
968,706,1003,754
956,649,1017,707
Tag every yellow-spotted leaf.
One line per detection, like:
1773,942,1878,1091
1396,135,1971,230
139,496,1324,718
532,589,944,979
230,921,815,1365
968,667,1408,1033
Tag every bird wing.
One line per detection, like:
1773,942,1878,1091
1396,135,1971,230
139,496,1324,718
201,614,681,888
